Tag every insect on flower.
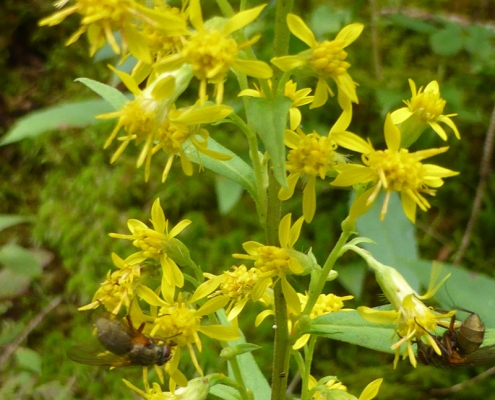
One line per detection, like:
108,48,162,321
417,310,495,368
68,313,176,367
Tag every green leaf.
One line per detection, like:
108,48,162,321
431,261,495,328
209,384,242,400
216,309,271,400
429,24,464,56
0,215,35,231
308,308,397,354
215,176,244,214
76,78,129,110
337,261,366,300
356,191,420,290
245,95,292,188
387,13,437,34
464,25,494,56
0,269,31,299
184,137,257,201
0,99,116,146
0,243,42,278
231,343,262,355
15,347,42,375
483,329,495,347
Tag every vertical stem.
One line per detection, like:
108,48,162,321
271,280,290,400
269,1,294,398
272,0,294,91
300,336,317,400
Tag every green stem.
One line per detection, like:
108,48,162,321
300,336,317,400
271,0,294,92
228,113,267,227
302,228,353,317
228,356,252,400
271,280,290,400
269,1,293,398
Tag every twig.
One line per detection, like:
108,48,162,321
454,102,495,265
430,365,495,396
0,296,62,365
380,6,495,32
369,0,383,81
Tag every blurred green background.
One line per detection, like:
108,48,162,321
2,0,495,399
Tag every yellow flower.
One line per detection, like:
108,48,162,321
351,246,454,368
239,79,314,130
109,198,191,303
78,253,142,314
271,15,363,109
278,126,346,223
310,376,383,400
233,213,305,316
39,0,186,58
391,79,460,142
293,293,354,349
331,113,459,223
152,102,233,183
155,0,272,104
97,66,186,181
135,290,239,384
124,376,211,400
191,265,270,321
310,377,347,400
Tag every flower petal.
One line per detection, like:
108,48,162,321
331,131,372,154
223,4,267,36
278,213,292,248
357,306,399,324
281,276,301,316
151,198,165,232
199,325,240,341
196,296,229,316
336,23,364,47
271,55,306,72
233,59,273,79
390,107,412,125
384,113,401,152
287,14,317,48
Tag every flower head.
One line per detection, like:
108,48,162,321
271,15,363,109
39,0,186,58
279,126,346,223
191,265,270,321
155,0,272,104
331,113,459,223
153,102,233,183
310,376,383,400
97,66,191,180
233,213,305,315
293,292,354,349
78,253,142,314
109,198,191,303
391,79,460,143
354,251,454,368
135,289,239,383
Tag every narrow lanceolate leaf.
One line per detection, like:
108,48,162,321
307,308,399,354
246,95,292,188
0,99,119,146
183,137,257,201
76,78,130,110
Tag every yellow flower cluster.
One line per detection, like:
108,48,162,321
41,0,464,397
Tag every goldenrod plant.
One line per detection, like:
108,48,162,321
32,0,474,399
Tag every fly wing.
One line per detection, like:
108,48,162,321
67,342,133,367
463,344,495,366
